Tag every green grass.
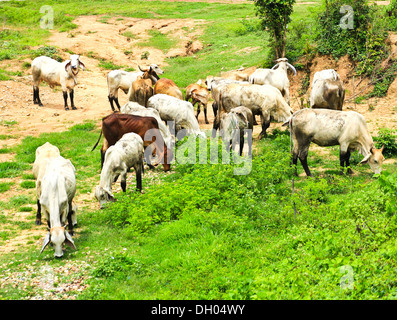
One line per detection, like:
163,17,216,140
136,29,178,53
0,182,14,193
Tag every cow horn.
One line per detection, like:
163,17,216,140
64,230,77,251
271,63,279,70
287,63,297,75
40,232,51,254
138,65,146,72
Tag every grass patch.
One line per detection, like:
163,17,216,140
136,29,178,53
20,180,35,189
0,182,14,193
98,59,126,70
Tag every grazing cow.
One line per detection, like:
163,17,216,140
185,83,210,124
95,132,144,208
309,78,345,110
120,101,174,149
148,94,205,137
154,78,183,100
249,58,296,104
213,83,292,139
91,113,172,171
284,108,385,176
127,75,154,107
220,106,253,156
32,55,85,110
107,64,163,111
33,142,61,226
39,156,77,258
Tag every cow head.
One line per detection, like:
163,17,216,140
95,185,115,209
65,54,86,76
41,226,76,258
272,58,297,76
360,145,385,174
139,64,163,84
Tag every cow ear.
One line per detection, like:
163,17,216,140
65,61,71,72
360,153,371,164
380,145,385,153
64,230,77,250
79,60,86,70
40,232,51,254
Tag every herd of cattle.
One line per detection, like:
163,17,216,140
30,54,385,257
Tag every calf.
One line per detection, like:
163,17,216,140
284,108,385,176
95,132,144,208
220,106,253,156
92,113,172,171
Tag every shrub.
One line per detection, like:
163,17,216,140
374,128,397,157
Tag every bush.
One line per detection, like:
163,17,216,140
374,128,397,157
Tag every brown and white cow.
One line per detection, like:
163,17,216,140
284,108,385,176
92,113,173,171
185,83,210,124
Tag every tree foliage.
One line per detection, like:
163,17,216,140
253,0,296,59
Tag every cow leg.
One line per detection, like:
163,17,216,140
69,89,77,110
120,173,127,192
35,200,42,225
340,150,353,174
212,102,218,119
114,97,121,112
34,86,43,106
259,120,270,139
204,105,209,124
67,203,74,236
108,95,116,112
135,165,142,192
63,91,69,110
239,132,244,156
196,104,201,120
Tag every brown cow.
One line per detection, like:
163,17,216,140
154,78,183,100
185,83,210,124
128,75,154,107
92,113,172,171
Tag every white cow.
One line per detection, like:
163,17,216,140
33,142,60,226
312,69,340,87
95,132,144,209
214,83,292,138
32,55,85,110
148,94,205,138
284,108,385,176
39,156,77,258
249,58,296,104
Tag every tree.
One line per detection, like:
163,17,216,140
253,0,296,59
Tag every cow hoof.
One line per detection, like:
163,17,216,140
39,103,43,107
65,107,70,111
35,219,42,226
72,106,77,110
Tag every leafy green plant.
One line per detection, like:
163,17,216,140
374,128,397,157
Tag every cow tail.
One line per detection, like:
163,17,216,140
91,130,103,151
